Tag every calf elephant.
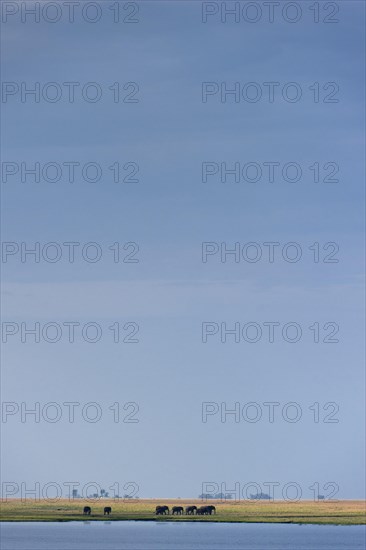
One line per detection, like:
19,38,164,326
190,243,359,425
172,506,184,515
155,505,169,515
104,507,112,515
185,505,197,515
83,506,91,515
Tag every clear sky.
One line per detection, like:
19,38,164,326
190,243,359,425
1,1,365,500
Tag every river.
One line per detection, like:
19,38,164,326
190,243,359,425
2,521,365,549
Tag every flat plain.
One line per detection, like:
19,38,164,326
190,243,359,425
1,499,365,525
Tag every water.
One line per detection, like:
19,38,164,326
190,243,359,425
1,521,365,550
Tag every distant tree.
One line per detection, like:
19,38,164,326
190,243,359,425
250,493,271,500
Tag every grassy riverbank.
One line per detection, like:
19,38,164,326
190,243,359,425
1,499,365,525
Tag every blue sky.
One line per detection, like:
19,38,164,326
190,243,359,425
1,1,365,499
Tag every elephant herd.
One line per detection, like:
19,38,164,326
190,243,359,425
155,505,216,516
83,506,111,515
82,504,216,517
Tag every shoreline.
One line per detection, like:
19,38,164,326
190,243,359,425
1,518,365,526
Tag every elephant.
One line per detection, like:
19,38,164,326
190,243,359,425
155,505,169,515
185,505,197,515
207,505,216,514
172,506,184,515
196,506,211,515
104,507,112,515
83,506,91,515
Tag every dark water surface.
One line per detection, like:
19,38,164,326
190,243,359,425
1,521,365,550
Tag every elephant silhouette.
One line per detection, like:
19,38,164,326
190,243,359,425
207,505,216,514
185,505,197,515
155,505,169,515
104,507,112,515
196,506,212,515
172,506,184,515
83,506,91,515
